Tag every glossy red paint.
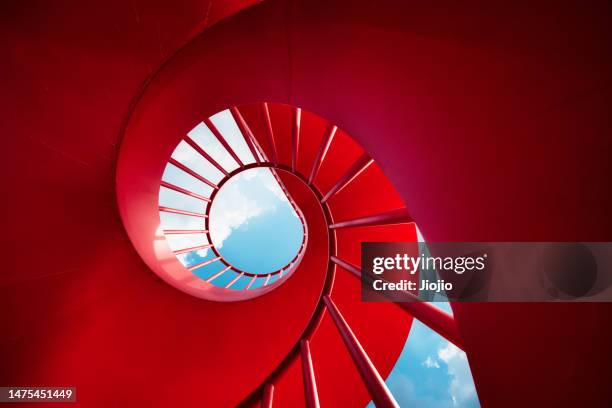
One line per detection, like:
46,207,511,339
300,339,321,408
323,295,400,408
330,256,463,350
235,125,413,406
2,1,612,407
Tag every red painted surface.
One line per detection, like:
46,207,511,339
236,104,416,404
331,256,463,350
300,340,320,408
323,295,399,408
2,0,612,407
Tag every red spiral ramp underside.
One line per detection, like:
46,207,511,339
117,77,419,405
238,105,417,406
2,0,612,407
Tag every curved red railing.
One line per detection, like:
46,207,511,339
159,160,309,292
145,102,464,407
156,104,314,294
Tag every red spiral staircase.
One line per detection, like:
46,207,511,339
2,1,612,407
117,100,462,406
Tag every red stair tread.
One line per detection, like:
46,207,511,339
313,128,364,196
327,163,407,221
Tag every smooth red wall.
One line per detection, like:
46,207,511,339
2,1,611,406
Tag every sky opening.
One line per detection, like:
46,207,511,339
209,168,304,274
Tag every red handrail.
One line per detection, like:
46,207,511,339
300,339,321,408
262,102,279,165
330,256,464,350
230,107,262,164
159,206,207,218
292,107,301,172
329,208,412,229
321,153,373,203
308,125,337,184
184,135,229,176
323,295,400,408
261,384,274,408
160,180,211,202
169,158,218,190
173,243,213,255
204,117,244,167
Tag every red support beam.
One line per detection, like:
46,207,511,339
203,117,244,167
187,256,221,271
159,206,207,218
184,135,229,176
205,265,231,283
292,107,301,172
321,153,373,203
261,383,274,408
225,271,244,288
308,125,337,184
163,229,208,235
329,208,412,229
230,107,261,164
330,256,464,350
252,133,270,163
262,103,279,165
300,340,320,408
246,274,258,290
323,295,400,408
160,180,211,202
233,108,270,163
168,158,218,190
173,243,213,255
246,116,270,163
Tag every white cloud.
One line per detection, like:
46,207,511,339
195,248,209,257
171,141,224,184
422,356,440,369
170,141,197,164
262,171,289,202
162,112,300,256
187,121,239,172
158,211,204,231
438,343,478,407
164,234,208,254
209,177,267,248
158,108,313,274
208,168,298,248
236,167,287,201
209,109,257,165
243,170,258,180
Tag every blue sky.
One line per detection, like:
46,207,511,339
158,110,479,406
370,308,480,408
176,170,303,288
158,110,303,287
209,168,303,274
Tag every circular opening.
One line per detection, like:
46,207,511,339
151,107,316,296
209,168,305,274
123,101,411,302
